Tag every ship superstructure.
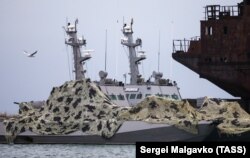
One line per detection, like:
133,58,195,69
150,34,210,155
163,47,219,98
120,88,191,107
172,0,250,110
64,19,181,107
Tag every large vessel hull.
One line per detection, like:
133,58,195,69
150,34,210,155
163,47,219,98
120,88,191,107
0,121,213,144
172,1,250,107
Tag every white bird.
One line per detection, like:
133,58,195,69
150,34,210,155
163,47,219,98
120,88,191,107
23,50,38,57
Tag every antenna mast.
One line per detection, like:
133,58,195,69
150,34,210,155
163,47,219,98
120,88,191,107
105,29,107,71
121,19,146,84
64,19,91,80
158,30,161,72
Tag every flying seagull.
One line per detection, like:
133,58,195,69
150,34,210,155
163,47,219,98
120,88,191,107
23,50,38,57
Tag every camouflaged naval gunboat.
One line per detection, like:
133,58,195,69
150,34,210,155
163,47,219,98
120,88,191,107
0,19,215,144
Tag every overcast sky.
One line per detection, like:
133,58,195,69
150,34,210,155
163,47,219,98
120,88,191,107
0,0,241,114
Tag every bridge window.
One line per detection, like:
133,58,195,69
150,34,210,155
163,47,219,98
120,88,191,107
137,93,143,99
130,94,136,99
110,94,117,100
145,94,151,97
117,94,125,100
171,94,179,100
164,95,170,98
156,93,163,97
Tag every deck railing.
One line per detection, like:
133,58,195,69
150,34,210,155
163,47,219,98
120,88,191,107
173,36,200,53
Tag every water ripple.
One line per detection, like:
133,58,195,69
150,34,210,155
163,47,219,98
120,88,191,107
0,144,135,158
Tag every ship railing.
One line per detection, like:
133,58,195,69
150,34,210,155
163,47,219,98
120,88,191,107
204,5,239,20
173,36,200,53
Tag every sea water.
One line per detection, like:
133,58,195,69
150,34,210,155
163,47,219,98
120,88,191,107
0,144,135,158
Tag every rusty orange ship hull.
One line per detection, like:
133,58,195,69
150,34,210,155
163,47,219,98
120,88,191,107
172,0,250,101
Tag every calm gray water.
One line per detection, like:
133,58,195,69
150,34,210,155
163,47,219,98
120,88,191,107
0,144,135,158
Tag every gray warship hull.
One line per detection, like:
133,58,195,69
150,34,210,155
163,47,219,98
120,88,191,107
0,121,213,144
0,20,215,145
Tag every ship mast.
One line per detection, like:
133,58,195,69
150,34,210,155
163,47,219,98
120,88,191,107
64,19,91,80
121,19,146,84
